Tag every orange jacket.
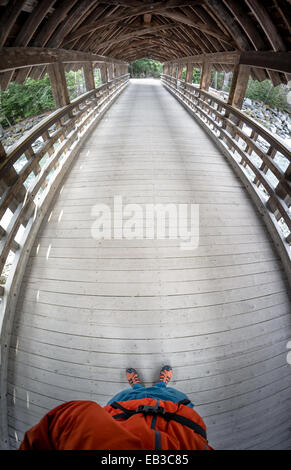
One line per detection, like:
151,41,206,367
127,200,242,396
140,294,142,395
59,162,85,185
19,399,213,450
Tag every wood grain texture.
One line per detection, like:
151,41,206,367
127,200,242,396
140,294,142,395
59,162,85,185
7,79,291,450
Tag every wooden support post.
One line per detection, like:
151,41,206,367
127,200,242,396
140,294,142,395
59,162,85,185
100,64,108,83
0,70,14,91
0,141,6,162
118,65,124,77
83,62,95,91
169,64,175,78
47,62,70,107
186,62,193,83
108,63,114,81
228,64,250,109
177,64,183,81
200,61,211,91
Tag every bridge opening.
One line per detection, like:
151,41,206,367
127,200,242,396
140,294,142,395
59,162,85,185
129,58,162,79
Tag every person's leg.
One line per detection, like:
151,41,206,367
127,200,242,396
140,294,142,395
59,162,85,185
150,366,194,408
126,368,142,387
132,383,144,390
106,368,144,405
159,365,173,385
152,381,167,389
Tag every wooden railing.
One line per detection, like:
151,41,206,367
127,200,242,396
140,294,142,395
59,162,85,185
0,74,129,295
161,73,291,285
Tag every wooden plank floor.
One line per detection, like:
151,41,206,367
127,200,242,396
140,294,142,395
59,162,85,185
7,79,291,450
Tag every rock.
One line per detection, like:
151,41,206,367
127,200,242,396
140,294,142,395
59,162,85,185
244,98,252,106
257,112,265,119
269,125,277,133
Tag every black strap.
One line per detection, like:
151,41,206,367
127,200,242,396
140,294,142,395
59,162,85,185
162,412,207,440
110,401,207,441
178,399,191,406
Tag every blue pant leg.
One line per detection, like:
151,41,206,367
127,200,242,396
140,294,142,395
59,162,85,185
107,383,144,405
152,381,167,389
150,382,194,408
132,383,144,390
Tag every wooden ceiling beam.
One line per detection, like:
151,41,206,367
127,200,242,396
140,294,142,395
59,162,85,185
32,0,79,47
189,5,230,53
13,0,57,47
206,0,250,50
0,0,26,46
85,13,145,53
164,50,291,74
47,0,98,48
110,37,190,58
240,51,291,74
159,10,234,45
0,47,128,73
62,1,204,45
244,0,286,51
223,0,266,51
94,24,177,51
177,23,213,54
164,51,240,66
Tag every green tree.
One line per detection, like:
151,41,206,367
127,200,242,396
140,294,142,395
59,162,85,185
130,59,162,78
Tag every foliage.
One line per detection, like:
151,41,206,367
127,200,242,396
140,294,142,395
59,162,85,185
181,67,201,84
130,58,162,78
244,77,289,110
0,75,55,126
185,68,289,111
65,69,86,100
192,68,201,84
94,68,102,88
210,71,226,89
0,68,93,127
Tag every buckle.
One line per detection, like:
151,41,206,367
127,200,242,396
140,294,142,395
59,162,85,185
136,405,165,416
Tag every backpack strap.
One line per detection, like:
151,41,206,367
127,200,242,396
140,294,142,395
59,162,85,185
109,401,207,441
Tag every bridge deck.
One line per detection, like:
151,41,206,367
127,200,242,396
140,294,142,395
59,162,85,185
7,79,291,450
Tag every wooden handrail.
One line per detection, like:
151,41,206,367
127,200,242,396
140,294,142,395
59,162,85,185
161,73,291,284
0,75,128,174
0,74,130,288
162,74,290,160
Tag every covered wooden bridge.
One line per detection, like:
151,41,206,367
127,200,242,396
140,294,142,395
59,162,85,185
0,0,291,450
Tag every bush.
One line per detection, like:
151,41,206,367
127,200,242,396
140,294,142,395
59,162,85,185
0,69,90,127
0,75,55,127
245,77,289,111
